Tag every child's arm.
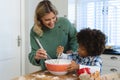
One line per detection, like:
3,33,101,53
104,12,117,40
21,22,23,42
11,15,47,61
57,53,69,59
56,46,77,60
57,52,78,60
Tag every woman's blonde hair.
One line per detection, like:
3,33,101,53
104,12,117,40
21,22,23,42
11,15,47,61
33,0,58,36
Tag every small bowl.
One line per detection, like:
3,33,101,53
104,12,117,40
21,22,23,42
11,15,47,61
45,59,71,75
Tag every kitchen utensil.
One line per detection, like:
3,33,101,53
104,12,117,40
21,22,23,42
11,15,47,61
34,37,52,59
45,59,71,75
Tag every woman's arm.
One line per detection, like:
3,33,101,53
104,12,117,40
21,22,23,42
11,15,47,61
28,29,41,66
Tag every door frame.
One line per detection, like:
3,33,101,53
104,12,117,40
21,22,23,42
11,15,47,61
20,0,26,75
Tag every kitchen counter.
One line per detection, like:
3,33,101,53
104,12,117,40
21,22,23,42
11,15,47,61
103,49,120,55
101,53,120,74
12,70,120,80
104,46,120,55
12,70,79,80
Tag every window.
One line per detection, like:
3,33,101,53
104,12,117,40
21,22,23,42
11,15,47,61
68,0,120,46
68,0,76,27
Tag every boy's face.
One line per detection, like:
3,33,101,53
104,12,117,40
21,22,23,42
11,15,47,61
78,45,88,57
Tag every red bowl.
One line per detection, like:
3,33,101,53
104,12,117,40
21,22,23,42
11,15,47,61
45,59,71,75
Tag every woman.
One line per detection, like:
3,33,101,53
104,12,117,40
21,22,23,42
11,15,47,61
28,0,78,70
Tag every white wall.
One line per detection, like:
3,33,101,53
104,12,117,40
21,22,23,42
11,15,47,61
51,0,68,17
25,0,42,74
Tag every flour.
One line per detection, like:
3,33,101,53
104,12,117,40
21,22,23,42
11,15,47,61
66,78,75,80
52,76,60,80
72,74,77,77
32,74,46,78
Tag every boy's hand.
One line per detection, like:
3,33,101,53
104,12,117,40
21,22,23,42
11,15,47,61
67,60,79,72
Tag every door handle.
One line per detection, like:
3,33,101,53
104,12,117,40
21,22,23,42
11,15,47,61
17,35,21,47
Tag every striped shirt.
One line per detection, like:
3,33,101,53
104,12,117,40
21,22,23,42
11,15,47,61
59,52,102,72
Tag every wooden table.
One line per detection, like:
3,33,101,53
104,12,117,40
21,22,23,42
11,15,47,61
12,70,120,80
13,70,79,80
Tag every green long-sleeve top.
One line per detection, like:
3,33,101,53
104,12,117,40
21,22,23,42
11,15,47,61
28,17,78,70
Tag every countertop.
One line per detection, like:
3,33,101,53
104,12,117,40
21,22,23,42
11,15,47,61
12,70,79,80
12,70,120,80
103,48,120,55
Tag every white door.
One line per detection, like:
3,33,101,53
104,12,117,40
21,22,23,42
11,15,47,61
0,0,21,80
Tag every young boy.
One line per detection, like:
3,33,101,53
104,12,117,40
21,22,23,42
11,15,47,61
57,28,106,79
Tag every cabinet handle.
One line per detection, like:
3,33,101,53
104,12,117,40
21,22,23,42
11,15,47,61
110,56,118,60
110,68,118,72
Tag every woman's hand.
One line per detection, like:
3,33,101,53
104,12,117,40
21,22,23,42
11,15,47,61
67,60,79,72
34,48,47,60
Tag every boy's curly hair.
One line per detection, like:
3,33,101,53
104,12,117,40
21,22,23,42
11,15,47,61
77,28,106,56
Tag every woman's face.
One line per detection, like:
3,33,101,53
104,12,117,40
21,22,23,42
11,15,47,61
41,12,57,29
78,45,88,57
